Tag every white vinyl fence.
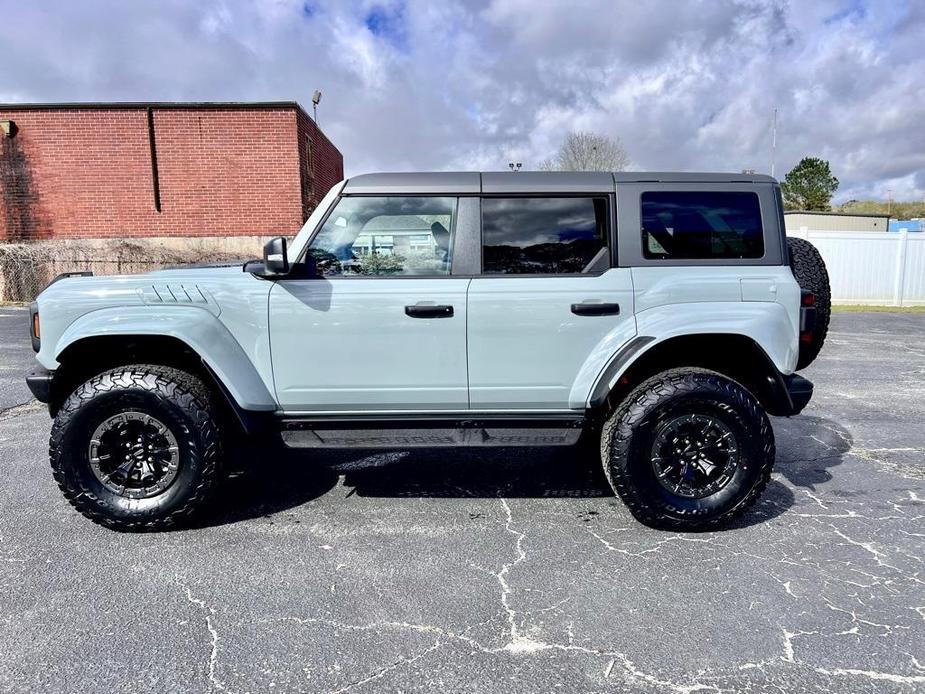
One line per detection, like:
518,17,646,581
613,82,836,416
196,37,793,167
787,228,925,306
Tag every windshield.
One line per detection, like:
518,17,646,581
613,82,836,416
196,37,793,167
286,180,346,261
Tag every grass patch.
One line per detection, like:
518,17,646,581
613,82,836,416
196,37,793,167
832,304,925,313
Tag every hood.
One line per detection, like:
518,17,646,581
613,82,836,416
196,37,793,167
144,263,248,279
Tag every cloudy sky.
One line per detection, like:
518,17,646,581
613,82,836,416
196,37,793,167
1,0,923,201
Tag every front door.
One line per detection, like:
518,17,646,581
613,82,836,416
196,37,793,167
269,195,469,412
467,195,636,410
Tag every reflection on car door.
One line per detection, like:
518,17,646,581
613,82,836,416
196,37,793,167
270,278,470,411
269,194,470,412
467,196,636,410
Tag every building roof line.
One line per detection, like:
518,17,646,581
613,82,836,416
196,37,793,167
0,100,307,111
784,210,891,219
0,100,337,147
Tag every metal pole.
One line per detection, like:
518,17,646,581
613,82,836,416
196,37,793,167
770,108,778,178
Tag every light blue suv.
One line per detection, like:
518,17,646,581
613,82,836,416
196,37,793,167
26,171,830,531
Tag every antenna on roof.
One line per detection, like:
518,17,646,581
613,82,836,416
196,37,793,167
770,108,778,178
311,90,322,125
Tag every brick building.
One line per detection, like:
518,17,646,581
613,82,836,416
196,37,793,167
0,102,343,242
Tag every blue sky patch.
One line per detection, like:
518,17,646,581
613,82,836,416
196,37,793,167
823,0,866,25
364,2,407,51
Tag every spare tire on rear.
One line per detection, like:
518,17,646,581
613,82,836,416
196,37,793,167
787,237,831,369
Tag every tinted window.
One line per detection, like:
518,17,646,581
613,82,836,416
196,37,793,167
307,196,456,276
481,197,608,274
641,191,764,259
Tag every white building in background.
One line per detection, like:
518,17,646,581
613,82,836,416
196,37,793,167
784,211,890,233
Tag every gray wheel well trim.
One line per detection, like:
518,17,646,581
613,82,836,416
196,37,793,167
587,333,798,415
588,336,656,407
53,331,277,419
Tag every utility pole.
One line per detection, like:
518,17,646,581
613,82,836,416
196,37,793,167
770,108,778,178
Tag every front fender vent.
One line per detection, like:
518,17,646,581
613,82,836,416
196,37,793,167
139,284,219,315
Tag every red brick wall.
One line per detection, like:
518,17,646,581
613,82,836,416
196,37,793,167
0,105,344,241
295,109,345,219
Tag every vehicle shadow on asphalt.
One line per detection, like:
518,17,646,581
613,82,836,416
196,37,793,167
771,414,853,489
198,415,852,532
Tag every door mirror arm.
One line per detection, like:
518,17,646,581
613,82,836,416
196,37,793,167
246,240,322,280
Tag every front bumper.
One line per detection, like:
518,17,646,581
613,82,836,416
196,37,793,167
26,368,54,404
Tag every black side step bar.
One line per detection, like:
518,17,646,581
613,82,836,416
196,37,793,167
278,414,587,449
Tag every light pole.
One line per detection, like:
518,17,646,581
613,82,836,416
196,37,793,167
770,108,778,178
312,90,322,125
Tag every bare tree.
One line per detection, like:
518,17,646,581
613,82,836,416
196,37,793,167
539,131,630,172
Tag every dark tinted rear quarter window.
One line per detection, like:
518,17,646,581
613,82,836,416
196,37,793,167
482,197,608,274
641,191,764,259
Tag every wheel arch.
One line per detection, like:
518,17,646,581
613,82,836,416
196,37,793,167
50,330,275,435
589,333,797,418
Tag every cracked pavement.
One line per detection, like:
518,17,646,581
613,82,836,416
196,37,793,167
0,307,923,693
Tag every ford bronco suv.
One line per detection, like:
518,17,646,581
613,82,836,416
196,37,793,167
26,172,830,532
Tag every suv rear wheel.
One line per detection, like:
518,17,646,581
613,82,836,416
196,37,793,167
50,365,221,531
601,368,774,530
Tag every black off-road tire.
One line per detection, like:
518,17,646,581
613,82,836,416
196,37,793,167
601,368,775,530
50,365,221,531
787,237,831,369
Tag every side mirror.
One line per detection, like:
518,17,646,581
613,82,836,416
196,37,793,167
263,237,289,275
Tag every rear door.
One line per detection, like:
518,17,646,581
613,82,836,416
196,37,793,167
466,182,636,410
270,194,475,412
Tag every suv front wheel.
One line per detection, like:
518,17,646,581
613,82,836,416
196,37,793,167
601,368,774,530
50,365,221,531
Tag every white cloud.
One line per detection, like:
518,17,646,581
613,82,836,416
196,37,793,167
0,0,922,201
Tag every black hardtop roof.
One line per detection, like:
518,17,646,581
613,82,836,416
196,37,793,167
343,171,777,194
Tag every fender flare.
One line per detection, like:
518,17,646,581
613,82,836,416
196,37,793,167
52,307,277,412
583,301,799,410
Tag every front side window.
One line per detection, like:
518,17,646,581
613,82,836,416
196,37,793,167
641,191,764,259
481,197,609,274
306,196,457,276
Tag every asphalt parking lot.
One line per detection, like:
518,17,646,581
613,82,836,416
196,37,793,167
1,306,923,693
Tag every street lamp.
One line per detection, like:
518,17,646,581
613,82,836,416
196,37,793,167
312,90,322,124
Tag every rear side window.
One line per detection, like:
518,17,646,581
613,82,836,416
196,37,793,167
641,191,764,260
481,197,609,274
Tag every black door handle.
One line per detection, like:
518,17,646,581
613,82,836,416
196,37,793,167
571,302,620,316
405,304,454,318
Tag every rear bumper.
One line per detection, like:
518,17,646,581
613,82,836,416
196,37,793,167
26,368,54,404
781,373,813,416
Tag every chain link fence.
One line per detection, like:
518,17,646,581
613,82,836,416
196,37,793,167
0,240,249,303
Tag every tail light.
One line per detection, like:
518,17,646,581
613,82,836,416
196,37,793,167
799,291,817,344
